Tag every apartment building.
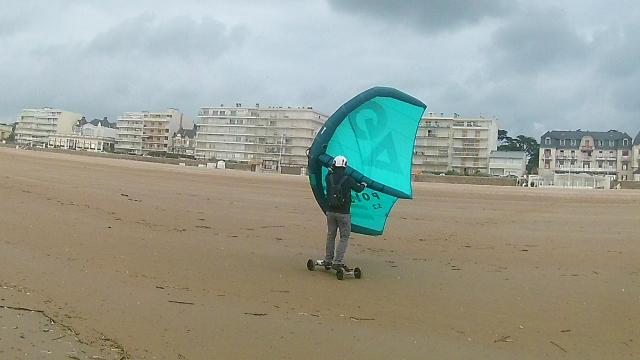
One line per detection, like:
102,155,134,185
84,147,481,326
14,108,82,147
195,104,328,172
412,113,499,174
115,109,193,155
633,131,640,181
538,130,633,181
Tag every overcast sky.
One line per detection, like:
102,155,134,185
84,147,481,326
1,0,639,138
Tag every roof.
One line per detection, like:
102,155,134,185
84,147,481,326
78,117,117,128
634,131,640,145
540,130,632,150
175,124,197,139
490,150,526,159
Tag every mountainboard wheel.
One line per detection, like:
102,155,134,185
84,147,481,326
354,267,362,279
307,259,315,271
336,269,344,280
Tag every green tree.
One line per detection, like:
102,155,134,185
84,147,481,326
6,122,16,143
497,130,539,174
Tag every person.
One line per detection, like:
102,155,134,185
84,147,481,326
322,155,366,271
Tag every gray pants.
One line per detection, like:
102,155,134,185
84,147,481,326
325,212,351,265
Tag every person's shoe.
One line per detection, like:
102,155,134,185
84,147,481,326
332,263,350,271
320,260,332,267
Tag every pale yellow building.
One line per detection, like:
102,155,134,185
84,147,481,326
195,104,328,172
0,124,12,140
412,113,499,174
115,109,193,155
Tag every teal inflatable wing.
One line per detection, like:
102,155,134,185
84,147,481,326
308,87,427,236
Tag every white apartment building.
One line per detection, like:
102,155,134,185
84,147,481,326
633,131,640,181
539,130,633,181
412,113,499,174
195,104,328,172
15,108,82,147
115,109,193,155
49,117,117,152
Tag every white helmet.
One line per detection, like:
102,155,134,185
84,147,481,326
333,155,347,168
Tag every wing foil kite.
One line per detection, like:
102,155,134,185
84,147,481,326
308,87,427,235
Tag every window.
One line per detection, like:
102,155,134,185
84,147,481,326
609,150,614,157
598,162,603,169
598,140,603,146
571,150,576,158
623,150,629,156
230,110,237,116
229,119,236,125
583,162,590,169
585,140,590,146
622,163,628,170
545,137,551,145
623,139,629,146
237,119,243,125
560,139,565,146
609,140,614,146
571,139,576,146
453,121,464,127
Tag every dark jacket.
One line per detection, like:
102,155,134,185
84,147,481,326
325,167,365,214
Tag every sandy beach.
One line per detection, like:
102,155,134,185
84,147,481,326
0,146,638,359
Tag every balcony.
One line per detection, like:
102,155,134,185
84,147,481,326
452,134,480,139
116,143,142,150
581,145,593,151
118,129,141,135
452,152,480,157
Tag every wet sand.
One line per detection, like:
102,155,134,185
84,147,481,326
0,147,638,359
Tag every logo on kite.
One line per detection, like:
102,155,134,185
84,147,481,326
307,87,427,236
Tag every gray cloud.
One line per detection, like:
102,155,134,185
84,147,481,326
84,15,246,59
487,7,591,75
327,0,516,33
